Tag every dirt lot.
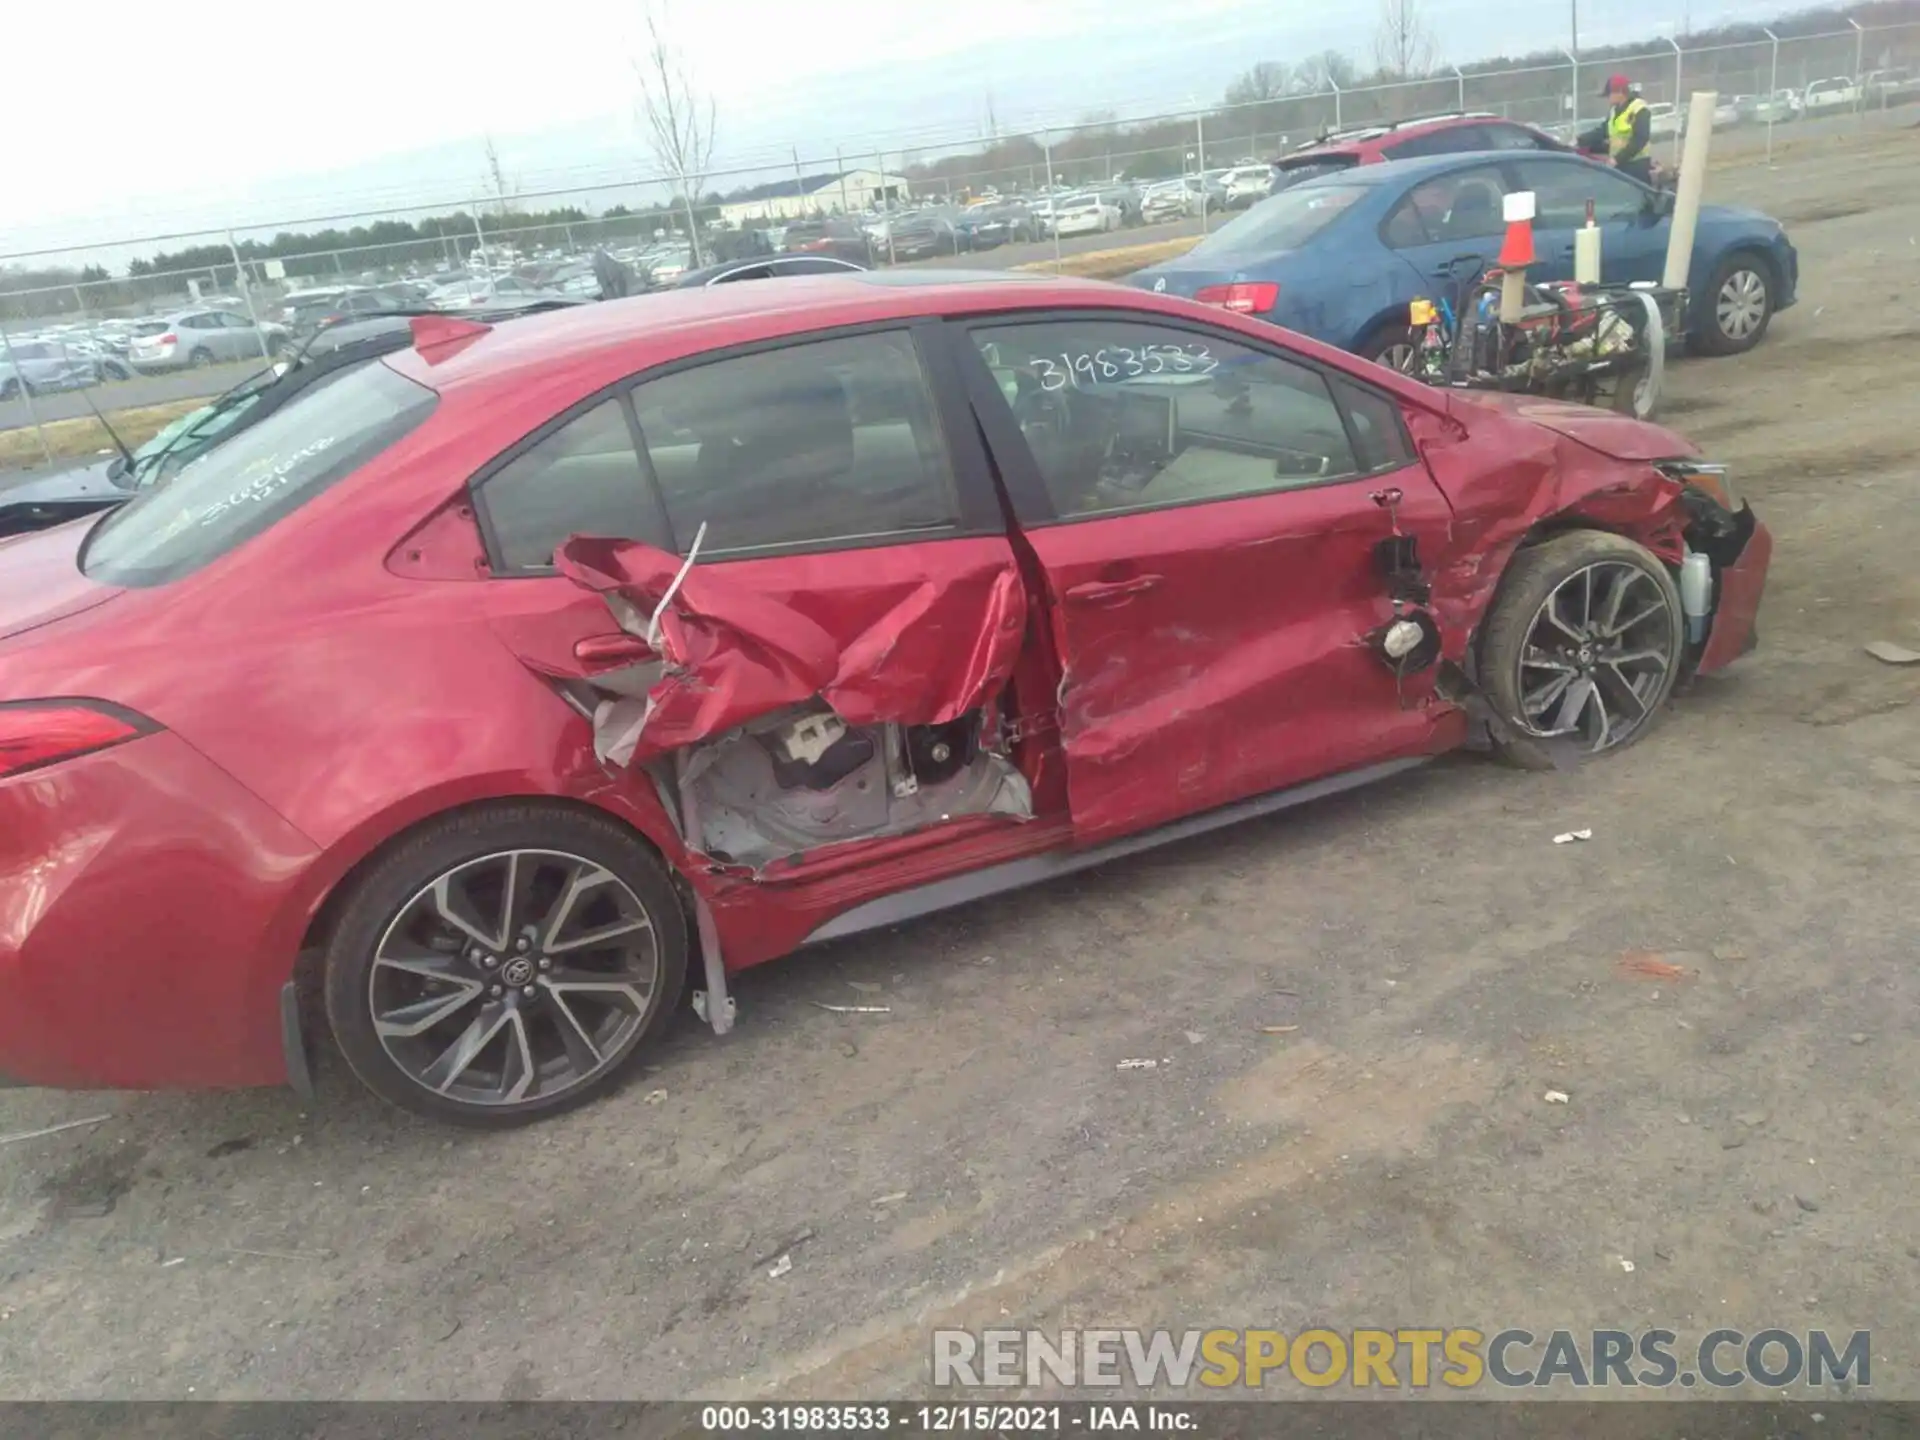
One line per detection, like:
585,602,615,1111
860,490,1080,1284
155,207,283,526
1,124,1918,1404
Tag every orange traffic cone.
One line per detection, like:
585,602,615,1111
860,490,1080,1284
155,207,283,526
1499,190,1537,268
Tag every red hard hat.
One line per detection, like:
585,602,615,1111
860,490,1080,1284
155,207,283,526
1602,73,1631,94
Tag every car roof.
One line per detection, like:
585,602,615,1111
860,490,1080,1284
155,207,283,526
1286,111,1528,157
1288,148,1591,189
383,272,1145,403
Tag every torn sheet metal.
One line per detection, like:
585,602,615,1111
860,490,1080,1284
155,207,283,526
676,705,1032,871
554,536,1028,766
1408,403,1689,658
558,536,840,764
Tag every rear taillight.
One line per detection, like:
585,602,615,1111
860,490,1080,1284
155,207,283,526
1194,282,1280,315
0,701,156,779
157,333,177,347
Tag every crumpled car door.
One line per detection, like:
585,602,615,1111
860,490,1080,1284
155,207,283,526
527,534,1029,770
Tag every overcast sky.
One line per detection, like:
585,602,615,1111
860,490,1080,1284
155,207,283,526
6,0,1778,261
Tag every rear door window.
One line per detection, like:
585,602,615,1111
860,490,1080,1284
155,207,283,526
80,361,436,586
629,329,959,556
476,399,661,570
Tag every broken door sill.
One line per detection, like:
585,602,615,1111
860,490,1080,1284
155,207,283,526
802,756,1430,946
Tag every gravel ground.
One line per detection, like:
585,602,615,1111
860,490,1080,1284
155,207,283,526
0,120,1917,1403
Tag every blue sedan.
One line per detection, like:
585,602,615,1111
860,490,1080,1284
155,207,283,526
1130,151,1799,365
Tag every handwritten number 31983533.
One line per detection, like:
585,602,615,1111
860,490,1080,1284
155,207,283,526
1029,344,1218,392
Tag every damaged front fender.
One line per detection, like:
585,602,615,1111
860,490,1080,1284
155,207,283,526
1410,405,1694,657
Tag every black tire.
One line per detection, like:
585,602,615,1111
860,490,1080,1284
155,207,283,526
100,361,131,382
1693,251,1775,356
1478,530,1686,771
0,378,22,401
323,804,689,1128
189,347,215,368
266,335,288,358
1360,322,1420,374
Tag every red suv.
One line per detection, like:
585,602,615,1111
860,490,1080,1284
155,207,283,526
1270,111,1572,193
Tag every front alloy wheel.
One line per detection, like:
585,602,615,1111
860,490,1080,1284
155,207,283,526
1513,561,1678,753
325,808,687,1125
1477,530,1686,770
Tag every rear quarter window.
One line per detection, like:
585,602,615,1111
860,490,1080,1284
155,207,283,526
79,361,436,587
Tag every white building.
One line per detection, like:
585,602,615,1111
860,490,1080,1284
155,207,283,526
717,168,913,225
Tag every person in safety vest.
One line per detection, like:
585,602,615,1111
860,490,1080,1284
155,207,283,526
1579,74,1654,186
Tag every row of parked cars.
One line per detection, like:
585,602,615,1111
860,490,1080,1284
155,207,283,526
1634,69,1920,137
0,307,302,397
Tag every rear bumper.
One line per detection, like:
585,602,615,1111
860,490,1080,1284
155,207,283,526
0,730,321,1090
1697,518,1773,674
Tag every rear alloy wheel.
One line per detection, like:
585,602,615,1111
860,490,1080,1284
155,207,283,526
189,347,215,368
1364,324,1420,375
1478,531,1685,770
1697,254,1774,356
324,806,687,1126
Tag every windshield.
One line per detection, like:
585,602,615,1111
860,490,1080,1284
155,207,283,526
81,361,436,587
1186,183,1367,258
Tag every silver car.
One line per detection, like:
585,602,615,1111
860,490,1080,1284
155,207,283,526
128,308,288,371
0,338,132,399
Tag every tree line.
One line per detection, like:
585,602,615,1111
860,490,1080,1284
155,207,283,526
2,0,1914,320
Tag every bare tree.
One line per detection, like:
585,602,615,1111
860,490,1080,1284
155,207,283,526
1291,50,1359,94
1374,0,1435,80
634,0,716,263
1225,62,1290,106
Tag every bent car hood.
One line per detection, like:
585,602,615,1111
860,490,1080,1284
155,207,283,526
1446,391,1698,462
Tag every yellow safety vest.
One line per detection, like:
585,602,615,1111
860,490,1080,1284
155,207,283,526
1608,98,1648,159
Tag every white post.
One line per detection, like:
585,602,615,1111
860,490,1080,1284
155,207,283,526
1668,37,1685,163
1765,28,1780,163
1570,0,1580,133
1453,64,1466,111
1663,90,1719,292
837,149,850,215
227,231,270,361
1329,77,1342,132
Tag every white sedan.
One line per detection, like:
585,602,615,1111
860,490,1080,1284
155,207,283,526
1051,195,1121,237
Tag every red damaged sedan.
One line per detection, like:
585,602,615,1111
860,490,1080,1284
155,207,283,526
0,274,1770,1125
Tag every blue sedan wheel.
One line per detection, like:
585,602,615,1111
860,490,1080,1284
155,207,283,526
1699,254,1774,356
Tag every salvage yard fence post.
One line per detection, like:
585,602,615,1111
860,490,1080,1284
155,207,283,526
1667,37,1685,163
1765,28,1781,164
0,325,54,467
227,231,271,362
1195,112,1208,231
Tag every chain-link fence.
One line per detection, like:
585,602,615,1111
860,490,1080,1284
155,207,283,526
4,20,1917,460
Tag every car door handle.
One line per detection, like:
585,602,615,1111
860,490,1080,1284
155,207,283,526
1432,253,1484,276
573,633,656,665
1066,574,1163,606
